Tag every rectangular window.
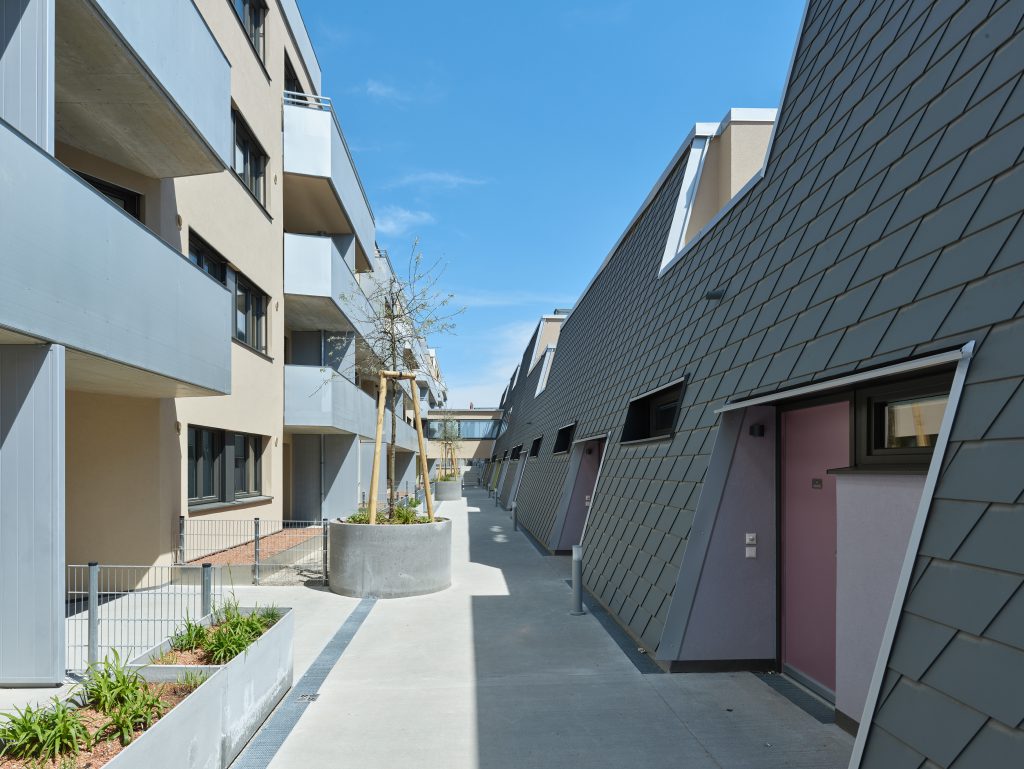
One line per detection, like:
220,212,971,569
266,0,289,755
529,437,542,457
553,423,576,454
232,0,266,61
855,372,953,466
233,433,263,497
188,231,227,284
188,426,264,505
622,379,686,443
284,56,302,94
510,445,523,461
233,110,268,205
75,172,142,221
187,426,224,504
235,274,268,353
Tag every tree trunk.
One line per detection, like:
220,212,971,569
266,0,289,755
388,381,397,517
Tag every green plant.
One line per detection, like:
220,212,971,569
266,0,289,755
83,651,148,714
205,623,250,664
255,605,282,628
175,670,208,692
0,698,92,761
96,684,166,746
170,616,209,652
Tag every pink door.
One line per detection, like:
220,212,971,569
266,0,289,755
781,401,849,697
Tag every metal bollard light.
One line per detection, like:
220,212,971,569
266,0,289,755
201,563,212,618
321,518,329,586
87,562,100,666
253,517,261,586
570,545,585,616
512,501,518,531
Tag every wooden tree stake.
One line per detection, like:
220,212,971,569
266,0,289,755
409,379,435,521
367,371,388,525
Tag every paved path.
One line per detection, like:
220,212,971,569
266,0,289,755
236,487,853,769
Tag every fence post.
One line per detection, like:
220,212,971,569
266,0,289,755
201,563,212,617
321,519,329,587
178,515,185,564
253,517,261,586
87,562,99,666
570,545,585,616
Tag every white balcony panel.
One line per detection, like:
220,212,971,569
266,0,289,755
286,366,418,452
283,99,375,260
284,233,373,340
55,0,231,176
0,123,231,396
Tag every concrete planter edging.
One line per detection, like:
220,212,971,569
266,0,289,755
329,518,452,598
118,607,294,769
432,479,463,501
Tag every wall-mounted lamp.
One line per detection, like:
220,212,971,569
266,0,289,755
749,424,765,437
705,288,726,301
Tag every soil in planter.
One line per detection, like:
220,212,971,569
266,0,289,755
0,683,192,769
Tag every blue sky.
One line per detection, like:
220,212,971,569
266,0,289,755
299,1,806,407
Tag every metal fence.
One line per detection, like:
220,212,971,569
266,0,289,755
178,517,327,586
66,563,223,672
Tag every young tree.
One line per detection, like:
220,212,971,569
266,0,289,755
437,413,462,480
344,239,462,516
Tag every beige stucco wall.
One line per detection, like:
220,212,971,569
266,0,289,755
684,121,773,243
66,392,177,566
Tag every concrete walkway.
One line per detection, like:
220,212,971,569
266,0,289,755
235,486,853,769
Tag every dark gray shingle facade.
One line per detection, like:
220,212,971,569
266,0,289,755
492,0,1024,764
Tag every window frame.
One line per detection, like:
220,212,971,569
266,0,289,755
621,377,687,444
74,171,142,221
187,231,228,285
233,432,264,498
234,273,268,354
854,372,954,467
529,437,542,457
552,422,577,454
230,0,267,62
232,109,268,206
510,445,523,461
187,426,224,505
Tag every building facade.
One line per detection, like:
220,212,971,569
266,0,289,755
491,1,1024,765
0,0,441,686
426,408,505,477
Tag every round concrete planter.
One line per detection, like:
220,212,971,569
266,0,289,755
433,479,463,501
329,518,452,598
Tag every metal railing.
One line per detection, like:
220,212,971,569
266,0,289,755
282,89,374,221
178,517,327,586
66,563,223,672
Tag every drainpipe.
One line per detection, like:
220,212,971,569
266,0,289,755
320,434,326,520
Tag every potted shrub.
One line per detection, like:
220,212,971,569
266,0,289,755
328,242,462,599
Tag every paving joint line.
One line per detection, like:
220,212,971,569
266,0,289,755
229,596,377,769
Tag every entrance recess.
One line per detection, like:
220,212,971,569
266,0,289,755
780,401,849,699
555,438,606,551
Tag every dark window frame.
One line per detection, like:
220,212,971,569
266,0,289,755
529,437,542,457
621,378,686,444
188,426,224,505
510,445,523,461
854,372,954,467
232,110,268,206
188,425,266,507
234,273,268,354
233,432,264,498
284,55,303,94
74,171,142,221
188,231,228,284
552,423,576,454
230,0,267,62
